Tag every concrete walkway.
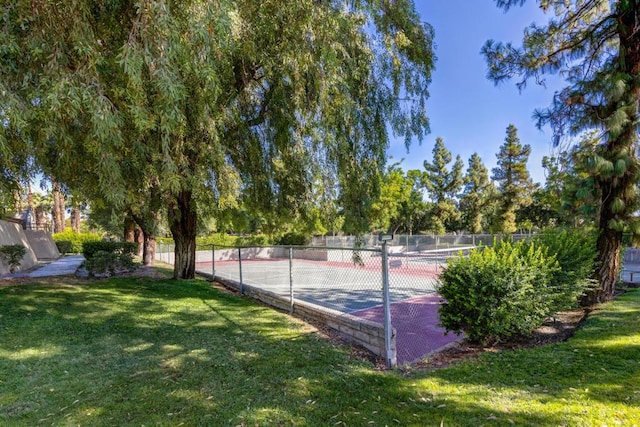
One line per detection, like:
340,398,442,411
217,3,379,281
25,255,85,278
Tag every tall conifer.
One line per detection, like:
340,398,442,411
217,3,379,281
483,1,640,302
460,153,493,234
491,124,533,233
422,137,464,234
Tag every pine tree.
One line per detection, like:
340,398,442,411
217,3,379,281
541,131,602,228
491,124,533,233
422,137,464,234
483,1,640,302
459,153,493,234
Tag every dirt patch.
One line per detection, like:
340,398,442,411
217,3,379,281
0,277,33,287
114,265,174,279
415,308,589,370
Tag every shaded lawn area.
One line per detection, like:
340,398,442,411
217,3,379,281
0,276,638,426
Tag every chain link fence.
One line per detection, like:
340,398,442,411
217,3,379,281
156,241,475,366
311,233,532,249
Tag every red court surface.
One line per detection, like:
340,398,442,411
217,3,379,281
351,294,464,365
198,258,458,364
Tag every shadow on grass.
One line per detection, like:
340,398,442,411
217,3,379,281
0,279,638,426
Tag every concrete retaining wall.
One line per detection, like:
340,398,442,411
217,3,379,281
0,220,39,274
210,274,395,362
24,230,60,260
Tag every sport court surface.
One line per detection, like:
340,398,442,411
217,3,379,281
196,253,464,364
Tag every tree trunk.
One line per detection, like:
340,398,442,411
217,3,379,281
142,234,156,266
51,181,65,233
129,208,159,266
134,228,144,258
26,182,34,229
588,225,622,305
169,190,197,279
70,208,81,233
124,216,136,242
35,205,45,230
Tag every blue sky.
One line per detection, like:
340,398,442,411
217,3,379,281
387,1,563,185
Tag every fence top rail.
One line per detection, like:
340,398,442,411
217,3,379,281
195,244,384,253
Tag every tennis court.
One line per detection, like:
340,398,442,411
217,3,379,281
188,246,470,364
197,257,442,313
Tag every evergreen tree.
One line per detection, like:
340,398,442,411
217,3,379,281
422,137,464,234
459,153,493,234
516,183,558,231
541,131,602,228
483,0,640,302
491,124,533,233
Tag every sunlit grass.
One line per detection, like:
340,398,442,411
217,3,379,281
1,275,638,426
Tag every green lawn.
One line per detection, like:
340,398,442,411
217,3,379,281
1,276,638,426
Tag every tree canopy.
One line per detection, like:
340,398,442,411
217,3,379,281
1,0,436,278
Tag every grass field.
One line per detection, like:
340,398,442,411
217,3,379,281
1,274,638,426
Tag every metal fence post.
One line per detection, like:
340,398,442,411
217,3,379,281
238,247,244,294
289,246,294,314
381,240,395,368
212,245,215,278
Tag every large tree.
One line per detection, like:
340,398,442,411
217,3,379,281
491,124,533,233
1,1,435,278
483,0,640,302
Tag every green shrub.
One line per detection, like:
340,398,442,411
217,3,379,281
438,239,559,344
530,228,597,310
206,234,272,247
55,240,72,255
0,244,27,273
84,250,137,277
275,232,310,246
196,234,239,247
235,234,270,246
52,231,101,253
82,241,139,259
158,234,274,248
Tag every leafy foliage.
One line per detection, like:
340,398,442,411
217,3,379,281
84,250,138,278
0,244,26,272
54,240,72,255
82,241,139,277
275,232,311,247
82,241,139,260
438,239,559,343
530,228,598,310
0,0,436,279
52,231,102,254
